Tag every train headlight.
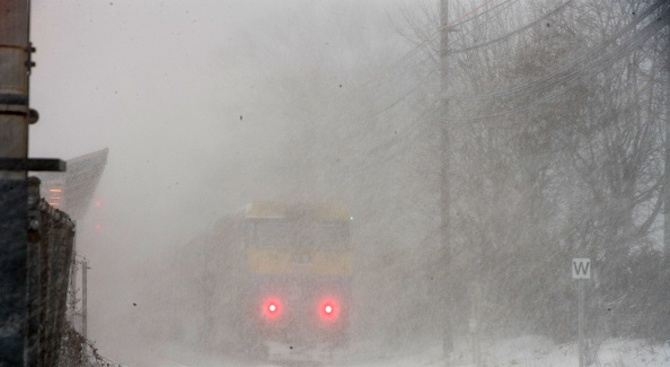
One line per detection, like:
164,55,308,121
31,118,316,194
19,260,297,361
262,297,283,319
318,298,340,321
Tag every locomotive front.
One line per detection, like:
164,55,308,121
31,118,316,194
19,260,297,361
241,201,353,362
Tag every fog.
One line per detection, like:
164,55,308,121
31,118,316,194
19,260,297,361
26,0,670,366
29,0,421,364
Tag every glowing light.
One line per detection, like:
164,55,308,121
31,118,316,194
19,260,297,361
95,201,102,207
262,297,283,319
318,298,340,321
49,189,62,193
95,224,102,230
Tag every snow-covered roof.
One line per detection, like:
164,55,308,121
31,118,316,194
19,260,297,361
32,148,108,220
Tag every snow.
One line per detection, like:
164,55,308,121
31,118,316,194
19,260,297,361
122,336,670,367
595,339,670,367
320,337,670,367
473,337,670,367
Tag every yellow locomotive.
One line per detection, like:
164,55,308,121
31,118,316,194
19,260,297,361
202,201,353,362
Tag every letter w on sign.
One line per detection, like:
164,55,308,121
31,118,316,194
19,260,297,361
572,258,591,279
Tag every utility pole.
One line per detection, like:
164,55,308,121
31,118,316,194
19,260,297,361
1,2,67,366
665,61,670,266
0,1,31,366
439,0,453,361
578,278,585,367
81,259,88,351
68,254,78,321
572,258,591,367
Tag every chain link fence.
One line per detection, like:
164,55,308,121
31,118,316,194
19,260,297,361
26,177,75,367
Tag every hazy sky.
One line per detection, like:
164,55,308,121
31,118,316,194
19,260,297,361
28,0,421,362
30,0,414,234
25,1,668,365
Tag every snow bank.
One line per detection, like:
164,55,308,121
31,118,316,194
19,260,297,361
330,336,670,367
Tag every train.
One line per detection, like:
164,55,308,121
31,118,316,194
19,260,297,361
191,201,354,363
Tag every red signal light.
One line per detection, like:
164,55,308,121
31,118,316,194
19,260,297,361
262,297,283,319
318,298,340,321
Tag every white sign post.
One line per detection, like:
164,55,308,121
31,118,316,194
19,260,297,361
572,258,591,279
572,258,590,367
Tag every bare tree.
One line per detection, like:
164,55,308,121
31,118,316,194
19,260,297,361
395,0,669,346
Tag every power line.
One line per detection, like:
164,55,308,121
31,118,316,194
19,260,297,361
356,0,501,90
355,0,567,96
451,0,574,54
452,0,522,27
346,0,668,169
358,0,662,115
452,6,669,123
329,0,667,178
450,0,667,102
334,0,572,144
327,0,525,142
341,0,665,147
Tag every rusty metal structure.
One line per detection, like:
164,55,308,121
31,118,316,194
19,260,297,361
27,178,75,367
34,148,108,343
1,1,71,366
35,148,108,220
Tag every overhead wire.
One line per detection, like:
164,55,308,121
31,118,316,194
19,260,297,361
451,0,574,54
347,0,668,168
338,0,576,136
328,0,523,145
355,0,501,91
452,0,522,27
449,0,667,102
321,1,667,271
334,0,565,169
329,0,668,180
448,0,523,50
355,0,569,96
354,0,661,116
452,5,670,123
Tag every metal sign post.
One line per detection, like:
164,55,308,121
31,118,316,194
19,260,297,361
572,258,590,367
1,1,66,365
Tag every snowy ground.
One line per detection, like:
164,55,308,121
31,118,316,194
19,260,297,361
114,336,670,367
473,336,670,367
327,337,670,367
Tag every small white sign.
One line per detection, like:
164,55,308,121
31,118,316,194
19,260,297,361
572,258,591,279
